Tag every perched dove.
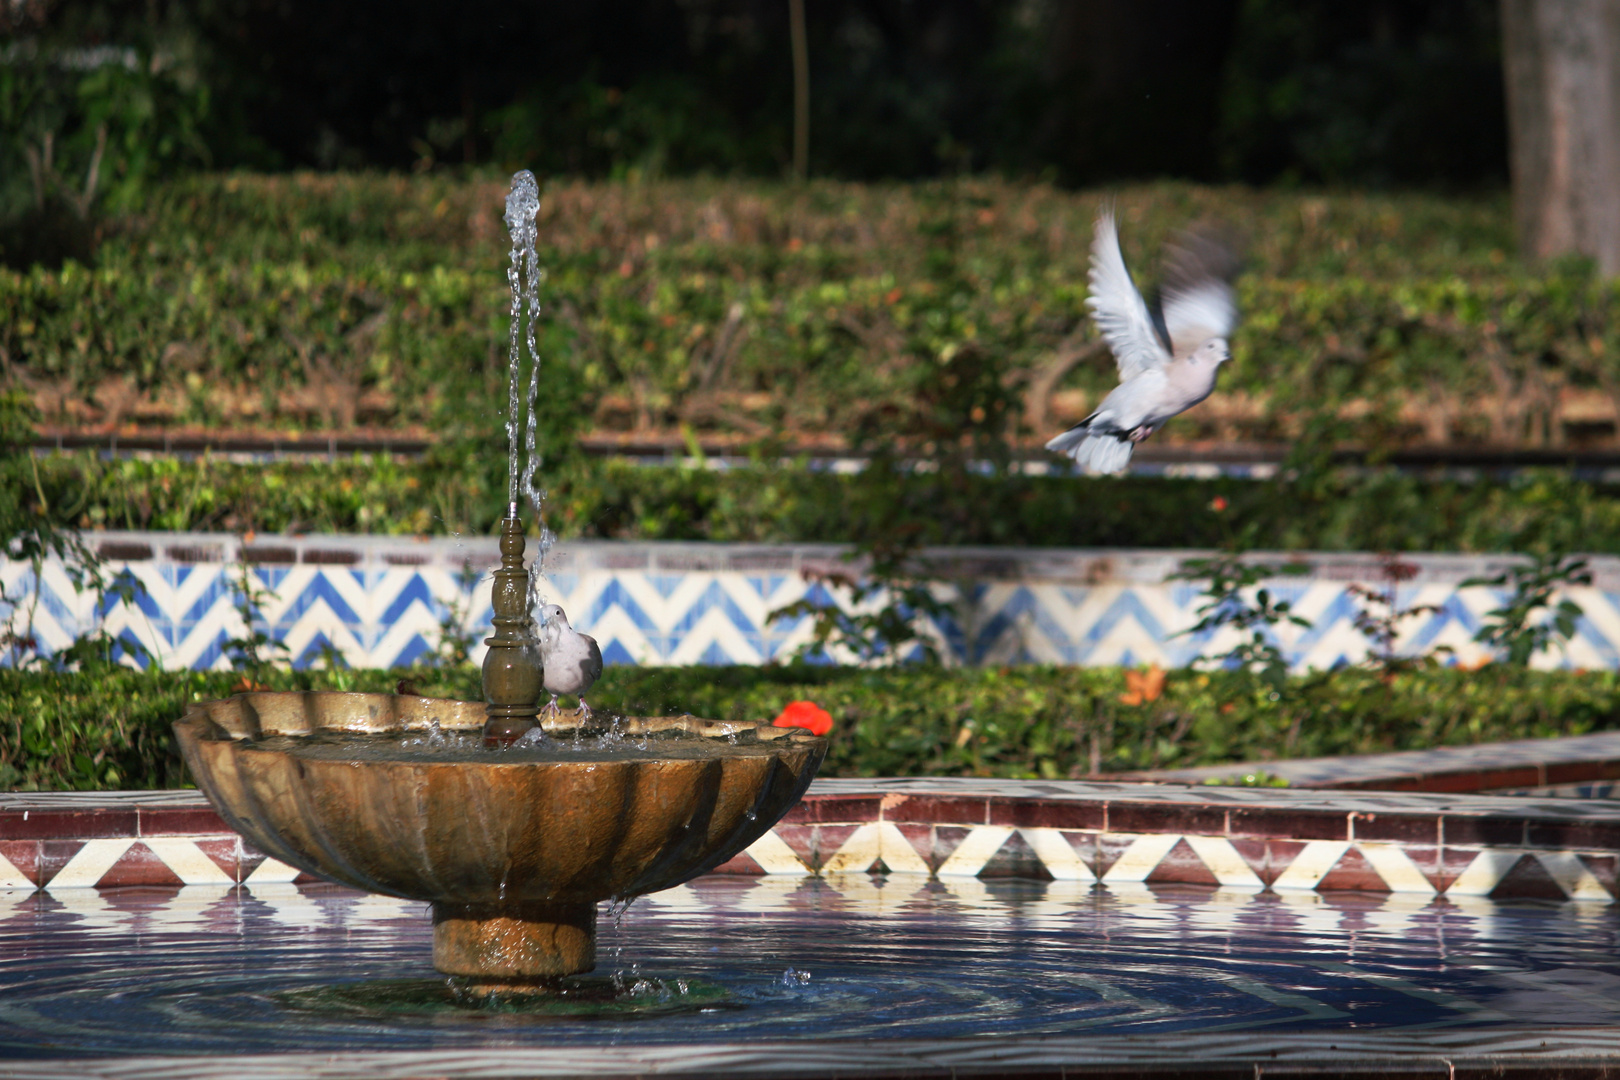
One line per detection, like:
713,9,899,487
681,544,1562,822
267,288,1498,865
1045,209,1239,475
537,603,604,720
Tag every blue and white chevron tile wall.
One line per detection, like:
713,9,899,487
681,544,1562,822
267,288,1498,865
5,532,1620,672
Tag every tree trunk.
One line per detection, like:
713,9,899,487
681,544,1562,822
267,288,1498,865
789,0,809,181
1501,0,1620,275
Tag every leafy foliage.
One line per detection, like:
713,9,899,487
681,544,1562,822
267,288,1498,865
761,183,1023,666
768,561,949,666
2,2,1509,188
0,18,214,268
0,388,147,669
1345,553,1449,675
1174,554,1312,689
8,179,1620,555
1217,0,1505,187
20,451,1620,557
7,174,1591,461
1462,553,1593,667
8,663,1620,791
221,560,290,681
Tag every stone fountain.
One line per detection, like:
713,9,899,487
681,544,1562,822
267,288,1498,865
173,171,826,994
173,693,823,989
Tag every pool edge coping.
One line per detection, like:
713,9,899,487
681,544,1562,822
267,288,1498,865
6,777,1620,901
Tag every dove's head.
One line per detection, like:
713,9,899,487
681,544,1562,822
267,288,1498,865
1192,337,1230,367
535,604,565,651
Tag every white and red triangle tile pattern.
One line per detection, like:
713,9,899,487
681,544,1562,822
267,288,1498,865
8,779,1620,902
727,823,1617,901
0,791,314,892
9,533,1620,671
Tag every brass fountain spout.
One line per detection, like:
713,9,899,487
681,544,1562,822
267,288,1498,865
481,507,543,745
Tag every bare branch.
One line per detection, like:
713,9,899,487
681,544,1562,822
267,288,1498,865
78,123,107,216
1024,332,1104,434
700,301,746,389
23,144,44,211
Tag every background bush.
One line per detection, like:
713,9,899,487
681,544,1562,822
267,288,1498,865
7,664,1618,791
12,174,1618,462
14,451,1620,556
2,1,1505,191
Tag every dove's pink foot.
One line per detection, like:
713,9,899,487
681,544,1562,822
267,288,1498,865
1128,425,1156,443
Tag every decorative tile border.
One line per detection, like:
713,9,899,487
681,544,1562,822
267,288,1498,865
721,779,1620,901
0,791,310,891
11,778,1620,901
8,532,1620,671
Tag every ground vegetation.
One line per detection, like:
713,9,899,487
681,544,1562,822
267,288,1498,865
9,175,1616,462
4,663,1613,791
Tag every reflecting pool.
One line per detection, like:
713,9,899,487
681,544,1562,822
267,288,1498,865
4,874,1620,1059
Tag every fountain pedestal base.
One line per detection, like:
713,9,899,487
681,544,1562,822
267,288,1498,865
432,901,596,979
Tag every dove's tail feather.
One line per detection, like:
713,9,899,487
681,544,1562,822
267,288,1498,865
1074,435,1134,475
1044,425,1090,456
1045,423,1134,475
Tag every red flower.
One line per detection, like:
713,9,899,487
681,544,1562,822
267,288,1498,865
1119,664,1166,706
1210,496,1229,513
772,700,833,736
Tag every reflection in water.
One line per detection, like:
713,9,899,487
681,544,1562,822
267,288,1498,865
1,875,1617,1057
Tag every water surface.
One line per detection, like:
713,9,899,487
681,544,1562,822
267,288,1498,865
3,875,1619,1058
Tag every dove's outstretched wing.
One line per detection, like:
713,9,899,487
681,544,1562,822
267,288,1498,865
1160,227,1239,358
1087,208,1171,381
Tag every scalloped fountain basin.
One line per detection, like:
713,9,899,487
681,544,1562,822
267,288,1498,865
173,691,826,988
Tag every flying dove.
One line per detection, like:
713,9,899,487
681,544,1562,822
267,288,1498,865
1045,209,1239,475
537,603,604,720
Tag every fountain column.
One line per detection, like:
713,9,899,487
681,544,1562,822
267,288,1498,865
481,512,542,745
479,169,547,747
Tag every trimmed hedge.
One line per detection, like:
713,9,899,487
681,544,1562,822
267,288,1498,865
13,173,1620,453
6,664,1620,791
20,450,1620,555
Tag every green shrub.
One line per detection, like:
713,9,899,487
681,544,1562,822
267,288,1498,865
0,666,473,791
15,450,1620,555
13,174,1601,454
6,664,1619,791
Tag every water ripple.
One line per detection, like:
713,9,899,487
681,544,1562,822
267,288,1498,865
2,876,1618,1058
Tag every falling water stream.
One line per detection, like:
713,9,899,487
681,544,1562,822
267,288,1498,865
500,170,554,619
500,172,537,514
